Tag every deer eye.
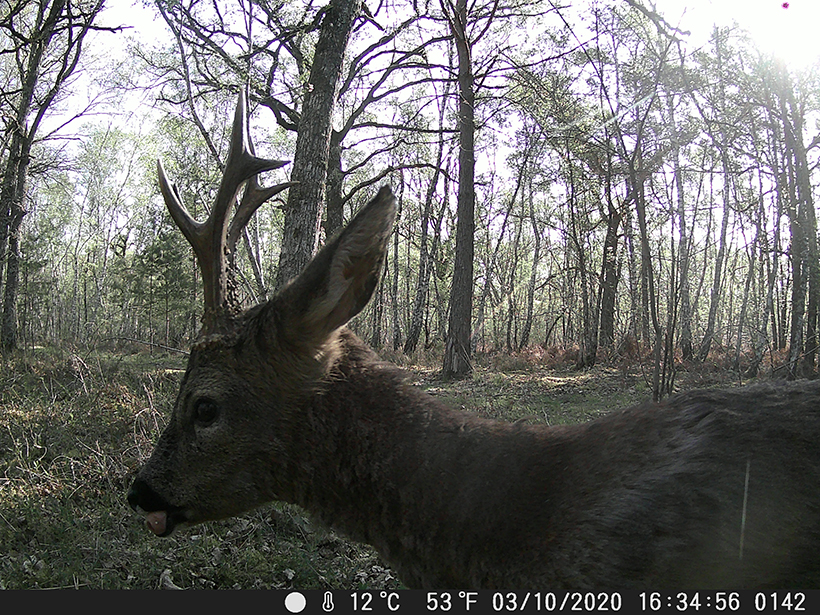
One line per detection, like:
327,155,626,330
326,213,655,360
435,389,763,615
193,398,219,427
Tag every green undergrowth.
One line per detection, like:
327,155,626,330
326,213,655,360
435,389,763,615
0,346,653,589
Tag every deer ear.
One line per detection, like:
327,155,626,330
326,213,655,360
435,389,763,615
272,186,397,344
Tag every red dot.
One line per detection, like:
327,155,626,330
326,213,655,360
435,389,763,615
782,2,789,8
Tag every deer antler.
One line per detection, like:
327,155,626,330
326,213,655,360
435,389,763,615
157,91,293,335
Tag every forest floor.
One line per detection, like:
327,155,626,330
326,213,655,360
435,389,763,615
0,345,749,589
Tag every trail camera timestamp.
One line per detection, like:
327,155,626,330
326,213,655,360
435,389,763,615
323,590,813,614
640,591,807,612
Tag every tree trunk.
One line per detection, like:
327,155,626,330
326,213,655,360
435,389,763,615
570,174,597,369
631,167,663,400
391,194,402,351
696,31,733,364
622,206,640,348
519,178,541,350
789,93,819,377
697,162,731,363
241,225,266,301
748,159,777,378
473,175,520,353
774,64,816,378
668,94,693,362
404,162,442,354
733,241,756,372
505,215,523,352
430,174,450,347
275,0,361,290
442,0,476,378
1,199,25,349
597,190,622,354
325,131,345,238
405,87,450,354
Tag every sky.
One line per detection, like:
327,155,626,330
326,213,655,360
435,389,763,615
652,0,820,69
85,0,819,165
97,1,820,71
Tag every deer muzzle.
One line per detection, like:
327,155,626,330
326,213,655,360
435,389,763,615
127,478,187,537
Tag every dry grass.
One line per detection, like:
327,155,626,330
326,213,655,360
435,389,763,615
0,345,707,589
0,348,395,589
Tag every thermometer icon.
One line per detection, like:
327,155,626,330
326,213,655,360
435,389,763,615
322,591,335,612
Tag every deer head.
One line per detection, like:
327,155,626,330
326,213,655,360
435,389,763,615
128,92,397,536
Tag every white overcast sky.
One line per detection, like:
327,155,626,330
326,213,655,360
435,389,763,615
96,0,819,70
652,0,820,68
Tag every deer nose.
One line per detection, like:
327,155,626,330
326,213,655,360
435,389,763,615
127,478,169,513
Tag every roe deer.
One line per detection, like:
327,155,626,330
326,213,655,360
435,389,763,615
128,94,820,589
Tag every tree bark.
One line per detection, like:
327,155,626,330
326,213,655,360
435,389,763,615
597,186,622,354
442,0,476,378
774,64,817,378
696,162,731,363
274,0,361,290
667,94,693,362
790,96,819,377
324,130,345,238
696,30,733,363
1,0,68,349
505,214,523,352
631,164,663,400
569,167,597,370
1,196,26,350
519,177,541,350
391,194,402,351
404,154,443,354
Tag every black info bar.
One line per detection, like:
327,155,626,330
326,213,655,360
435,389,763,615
274,589,815,615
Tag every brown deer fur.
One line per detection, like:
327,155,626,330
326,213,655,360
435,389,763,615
128,105,820,588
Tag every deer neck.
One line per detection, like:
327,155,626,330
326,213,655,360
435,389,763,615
285,330,565,588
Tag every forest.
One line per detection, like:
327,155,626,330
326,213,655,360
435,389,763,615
1,0,819,590
2,0,819,394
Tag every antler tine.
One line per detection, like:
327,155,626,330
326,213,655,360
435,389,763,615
158,155,226,332
212,91,290,232
157,90,292,335
227,177,298,255
157,158,206,253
